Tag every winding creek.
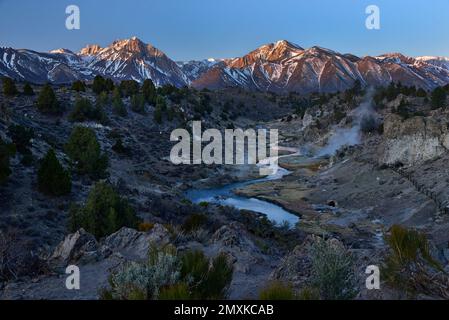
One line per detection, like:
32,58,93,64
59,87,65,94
185,151,301,226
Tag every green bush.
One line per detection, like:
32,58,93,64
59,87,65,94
102,248,233,300
142,79,157,104
71,80,86,92
158,283,191,300
8,124,34,154
36,84,61,114
104,245,180,300
259,281,296,300
23,83,34,96
65,126,108,179
92,75,114,94
431,86,447,109
153,106,162,124
37,149,71,196
119,80,140,97
69,181,139,238
69,97,107,123
69,97,93,122
196,253,233,299
112,88,127,117
112,138,130,155
382,225,442,295
297,286,321,300
95,91,109,108
0,138,15,184
131,94,145,114
182,213,208,233
310,237,356,300
2,77,18,96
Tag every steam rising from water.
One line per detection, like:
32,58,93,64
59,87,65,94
317,87,377,157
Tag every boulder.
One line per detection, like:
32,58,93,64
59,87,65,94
50,228,98,265
102,224,170,260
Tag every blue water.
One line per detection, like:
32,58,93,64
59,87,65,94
185,166,300,226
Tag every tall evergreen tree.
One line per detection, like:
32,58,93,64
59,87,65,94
142,79,157,104
2,77,18,96
23,83,34,96
37,149,71,196
65,126,108,179
36,84,60,114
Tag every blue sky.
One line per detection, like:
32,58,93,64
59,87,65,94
0,0,448,61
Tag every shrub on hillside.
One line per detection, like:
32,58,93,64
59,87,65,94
71,80,86,92
23,83,34,96
180,250,233,299
142,79,157,104
101,247,233,300
0,138,15,184
310,237,357,300
2,77,18,96
36,84,61,114
69,181,139,238
8,124,34,154
92,76,114,94
131,94,145,113
65,126,108,179
431,86,447,109
37,149,71,196
382,225,446,297
119,80,140,97
112,88,127,117
259,281,296,300
181,213,208,233
69,97,107,123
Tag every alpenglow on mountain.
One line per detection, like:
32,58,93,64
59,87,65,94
1,37,448,93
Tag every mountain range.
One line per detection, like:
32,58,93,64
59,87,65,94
1,36,449,93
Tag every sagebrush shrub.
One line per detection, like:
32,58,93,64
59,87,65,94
310,237,356,300
259,281,296,300
102,248,233,300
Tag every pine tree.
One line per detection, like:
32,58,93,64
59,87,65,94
2,77,18,96
0,138,15,184
92,75,106,95
69,182,139,238
142,79,157,104
37,149,71,196
431,86,447,109
23,83,34,96
154,106,162,124
112,88,127,117
119,80,140,97
131,94,145,113
65,126,108,179
36,84,61,114
71,80,86,92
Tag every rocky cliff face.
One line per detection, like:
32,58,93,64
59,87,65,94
381,113,449,165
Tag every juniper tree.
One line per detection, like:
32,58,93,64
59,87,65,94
2,77,18,96
37,149,71,196
65,126,108,179
36,84,61,114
